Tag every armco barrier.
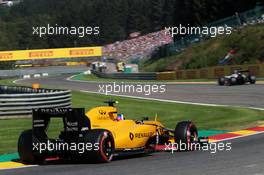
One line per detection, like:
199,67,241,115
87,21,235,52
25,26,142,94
92,64,264,80
0,86,71,117
92,71,157,80
156,72,176,80
173,64,264,80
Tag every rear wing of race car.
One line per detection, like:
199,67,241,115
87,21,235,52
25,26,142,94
239,70,250,73
237,70,255,74
32,108,90,142
232,70,255,75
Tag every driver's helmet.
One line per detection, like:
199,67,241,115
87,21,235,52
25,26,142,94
233,70,238,74
116,114,124,121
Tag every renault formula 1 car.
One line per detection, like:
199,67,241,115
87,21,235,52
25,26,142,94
18,101,208,163
218,70,256,86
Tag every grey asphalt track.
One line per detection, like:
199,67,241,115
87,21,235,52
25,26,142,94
2,74,263,175
16,74,264,109
2,132,264,175
0,66,88,78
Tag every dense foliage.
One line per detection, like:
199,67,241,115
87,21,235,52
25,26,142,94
0,0,261,51
142,24,264,71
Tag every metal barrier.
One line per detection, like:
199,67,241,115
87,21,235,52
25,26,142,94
92,71,157,80
0,86,71,117
93,64,263,80
156,64,264,80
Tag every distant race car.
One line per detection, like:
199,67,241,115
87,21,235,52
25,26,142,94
218,70,256,86
18,100,208,164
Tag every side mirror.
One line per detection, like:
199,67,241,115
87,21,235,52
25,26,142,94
104,100,118,107
142,117,149,121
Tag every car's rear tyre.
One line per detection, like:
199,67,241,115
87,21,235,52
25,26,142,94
82,129,115,163
218,77,225,86
174,121,198,151
224,79,230,86
230,77,237,85
18,129,45,164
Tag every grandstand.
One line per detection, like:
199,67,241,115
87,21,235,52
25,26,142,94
103,30,173,62
102,4,264,65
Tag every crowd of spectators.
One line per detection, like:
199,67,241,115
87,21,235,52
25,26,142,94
103,13,264,62
103,30,173,61
242,14,264,26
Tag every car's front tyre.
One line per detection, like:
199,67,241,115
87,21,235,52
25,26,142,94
174,121,198,151
249,75,256,84
218,77,225,86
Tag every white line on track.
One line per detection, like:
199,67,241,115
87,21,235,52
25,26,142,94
81,90,228,107
12,79,21,84
13,77,264,110
80,90,264,111
3,76,263,171
66,74,216,85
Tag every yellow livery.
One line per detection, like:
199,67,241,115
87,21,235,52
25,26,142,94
17,100,207,163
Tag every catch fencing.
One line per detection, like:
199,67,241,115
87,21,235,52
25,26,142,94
158,4,264,57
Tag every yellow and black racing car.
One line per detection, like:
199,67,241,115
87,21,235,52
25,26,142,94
18,100,208,164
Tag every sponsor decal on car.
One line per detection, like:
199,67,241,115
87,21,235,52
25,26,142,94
129,132,154,140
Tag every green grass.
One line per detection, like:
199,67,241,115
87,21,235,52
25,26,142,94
142,24,264,72
0,78,17,86
1,90,263,154
72,91,264,131
140,55,178,72
73,73,214,83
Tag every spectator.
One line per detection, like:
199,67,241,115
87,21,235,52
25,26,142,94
103,30,173,61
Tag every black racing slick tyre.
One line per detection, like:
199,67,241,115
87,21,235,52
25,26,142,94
225,78,235,86
82,129,115,163
17,129,45,164
230,77,237,85
249,75,256,84
174,121,198,151
224,79,231,86
218,77,225,86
